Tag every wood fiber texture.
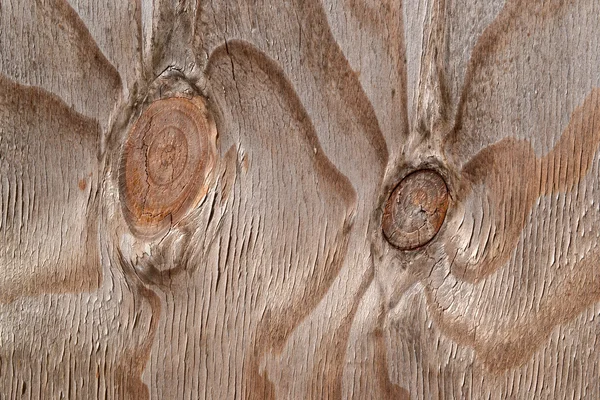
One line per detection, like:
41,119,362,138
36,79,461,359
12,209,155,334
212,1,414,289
1,0,600,399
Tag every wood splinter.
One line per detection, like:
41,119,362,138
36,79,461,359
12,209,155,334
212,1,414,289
382,169,449,250
120,96,217,239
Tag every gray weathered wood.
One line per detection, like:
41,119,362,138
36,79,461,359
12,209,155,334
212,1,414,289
1,0,600,398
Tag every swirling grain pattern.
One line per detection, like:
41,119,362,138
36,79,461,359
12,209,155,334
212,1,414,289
0,0,600,399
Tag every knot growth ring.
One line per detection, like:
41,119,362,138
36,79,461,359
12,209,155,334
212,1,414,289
120,96,216,238
382,169,449,250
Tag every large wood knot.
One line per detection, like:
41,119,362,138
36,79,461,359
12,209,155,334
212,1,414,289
382,169,449,250
120,97,216,238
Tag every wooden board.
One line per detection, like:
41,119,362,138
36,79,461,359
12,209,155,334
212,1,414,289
1,0,600,398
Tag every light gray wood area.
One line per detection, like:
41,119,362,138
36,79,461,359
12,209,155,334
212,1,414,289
1,0,600,398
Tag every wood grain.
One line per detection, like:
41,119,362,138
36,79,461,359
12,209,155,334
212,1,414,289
2,0,600,399
0,75,101,303
0,0,122,132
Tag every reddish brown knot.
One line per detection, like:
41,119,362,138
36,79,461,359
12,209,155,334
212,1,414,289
120,96,217,238
382,169,449,250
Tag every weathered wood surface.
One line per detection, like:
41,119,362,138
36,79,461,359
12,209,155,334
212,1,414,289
1,0,600,398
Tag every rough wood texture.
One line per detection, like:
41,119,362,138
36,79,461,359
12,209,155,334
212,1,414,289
1,0,600,399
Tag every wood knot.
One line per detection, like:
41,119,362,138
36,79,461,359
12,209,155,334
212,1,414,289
382,169,449,250
120,96,217,238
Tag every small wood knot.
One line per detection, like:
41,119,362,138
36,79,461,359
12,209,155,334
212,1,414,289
120,96,216,238
382,169,449,250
